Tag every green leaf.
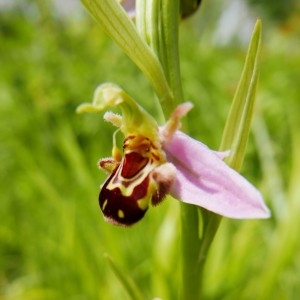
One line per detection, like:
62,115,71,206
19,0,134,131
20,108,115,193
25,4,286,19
220,20,262,172
80,0,173,114
103,253,144,300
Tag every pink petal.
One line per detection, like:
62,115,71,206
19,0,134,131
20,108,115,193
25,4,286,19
163,130,270,219
119,0,135,18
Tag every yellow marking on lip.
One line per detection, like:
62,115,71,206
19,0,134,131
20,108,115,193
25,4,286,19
118,209,125,218
137,197,149,210
102,199,108,210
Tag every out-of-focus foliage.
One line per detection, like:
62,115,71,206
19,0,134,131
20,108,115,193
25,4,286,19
247,0,298,23
1,0,300,299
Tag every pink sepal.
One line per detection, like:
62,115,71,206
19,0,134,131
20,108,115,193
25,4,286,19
163,131,270,219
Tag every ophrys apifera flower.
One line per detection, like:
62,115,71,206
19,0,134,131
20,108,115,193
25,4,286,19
77,83,270,226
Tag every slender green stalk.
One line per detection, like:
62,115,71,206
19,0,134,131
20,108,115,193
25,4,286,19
103,253,144,300
160,0,184,108
180,204,202,299
181,207,222,298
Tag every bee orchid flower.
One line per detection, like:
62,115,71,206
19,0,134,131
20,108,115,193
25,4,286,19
77,83,270,226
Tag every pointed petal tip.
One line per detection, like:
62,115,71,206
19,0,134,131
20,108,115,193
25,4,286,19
225,202,272,220
250,203,271,219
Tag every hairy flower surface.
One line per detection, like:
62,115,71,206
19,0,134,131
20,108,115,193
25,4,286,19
77,83,270,225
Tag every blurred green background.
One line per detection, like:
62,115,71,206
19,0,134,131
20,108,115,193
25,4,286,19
1,0,300,299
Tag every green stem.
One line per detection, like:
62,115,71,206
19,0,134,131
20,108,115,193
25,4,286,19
103,253,144,300
161,0,184,108
180,204,202,299
197,211,222,290
180,206,223,299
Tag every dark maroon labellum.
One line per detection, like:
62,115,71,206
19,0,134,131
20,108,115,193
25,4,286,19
99,151,152,226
